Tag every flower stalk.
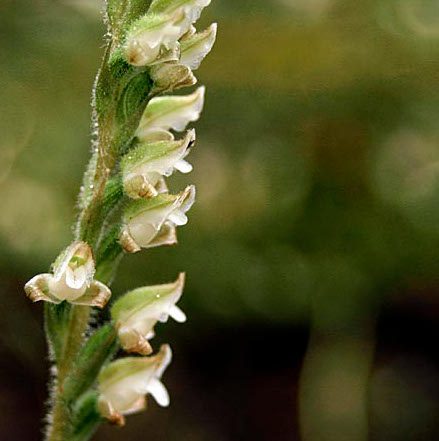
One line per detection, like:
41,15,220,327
24,1,217,440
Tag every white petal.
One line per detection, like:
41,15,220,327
147,378,170,407
65,266,87,290
49,272,87,301
168,209,188,226
174,159,193,173
169,304,187,323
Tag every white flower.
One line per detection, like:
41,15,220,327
149,0,211,38
112,274,186,355
122,130,195,199
120,185,196,253
180,23,217,70
98,344,172,426
124,0,211,66
124,12,183,66
136,87,204,141
24,241,111,308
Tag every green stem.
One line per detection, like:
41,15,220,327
45,306,91,441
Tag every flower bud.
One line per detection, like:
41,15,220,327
24,241,111,308
137,87,204,140
112,273,186,355
98,345,172,426
122,130,195,199
180,23,217,70
120,185,195,252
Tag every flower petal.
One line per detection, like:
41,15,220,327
180,23,217,70
70,280,111,308
147,378,170,407
119,327,154,355
169,304,187,323
144,222,177,248
24,274,61,304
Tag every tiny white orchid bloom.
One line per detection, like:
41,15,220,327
149,0,211,37
24,241,111,308
122,130,195,199
112,273,186,355
180,23,217,70
136,86,204,140
124,0,211,66
98,344,172,426
120,185,195,253
124,12,183,66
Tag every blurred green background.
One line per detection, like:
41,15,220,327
1,0,439,440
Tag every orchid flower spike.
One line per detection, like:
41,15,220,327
136,87,205,141
98,345,172,426
120,185,196,253
112,274,186,355
24,241,111,307
122,130,195,199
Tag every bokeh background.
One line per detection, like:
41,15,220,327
1,0,439,440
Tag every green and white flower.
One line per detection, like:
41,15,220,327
149,0,211,37
112,273,186,355
24,241,111,307
98,344,172,426
124,12,183,66
122,130,195,199
124,0,211,66
120,185,196,252
136,87,205,141
180,23,217,70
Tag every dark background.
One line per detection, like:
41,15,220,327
0,0,439,440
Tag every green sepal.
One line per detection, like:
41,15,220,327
121,136,191,174
95,53,153,155
44,302,71,362
149,0,207,14
70,391,103,441
116,70,152,129
63,324,118,401
124,192,177,221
